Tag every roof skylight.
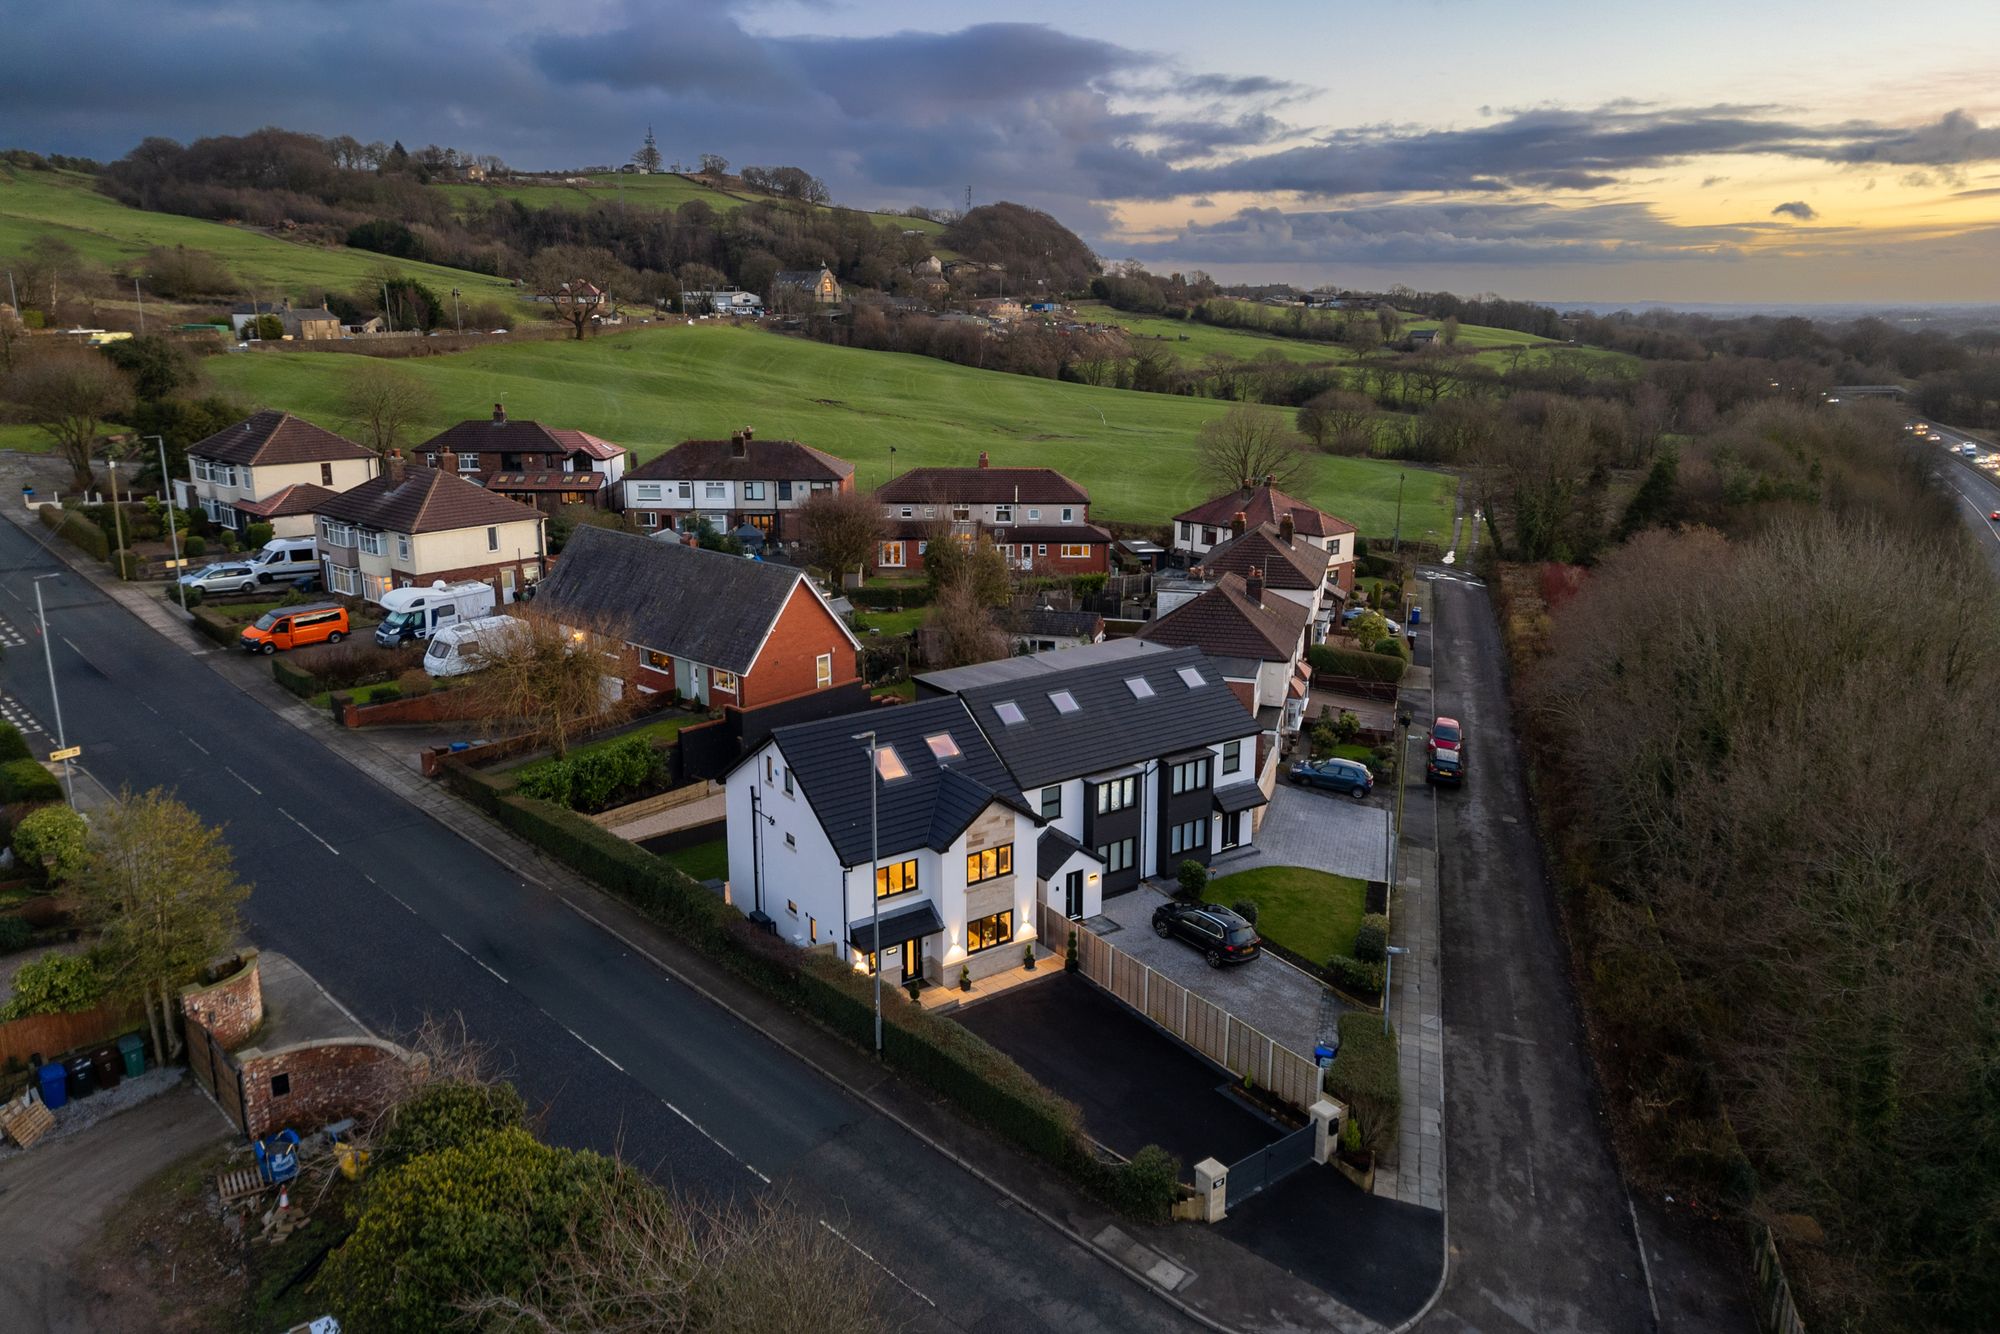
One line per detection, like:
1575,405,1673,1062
925,733,962,759
1049,690,1080,714
1125,677,1155,699
874,746,910,781
1177,666,1205,688
996,701,1026,725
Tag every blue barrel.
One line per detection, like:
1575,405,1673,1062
38,1061,67,1110
1409,606,1421,625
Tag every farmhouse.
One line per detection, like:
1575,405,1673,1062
875,455,1112,576
772,265,842,306
623,428,854,541
312,455,547,604
181,411,378,536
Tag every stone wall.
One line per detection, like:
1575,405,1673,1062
236,1038,425,1139
179,951,263,1049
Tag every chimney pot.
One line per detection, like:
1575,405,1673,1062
1280,513,1296,542
977,451,990,468
1247,566,1265,606
742,426,753,442
730,432,747,460
384,450,406,482
493,403,506,424
1230,510,1247,538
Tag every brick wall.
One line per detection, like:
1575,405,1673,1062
180,951,263,1049
338,687,490,728
237,1038,424,1139
739,585,858,708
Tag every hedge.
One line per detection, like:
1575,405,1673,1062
41,507,109,561
0,759,62,804
1308,643,1407,684
1326,1012,1400,1155
0,722,30,763
190,606,243,648
272,657,319,700
515,736,667,813
441,761,514,814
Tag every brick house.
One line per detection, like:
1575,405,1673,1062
1137,569,1312,738
415,405,629,513
181,411,379,535
622,429,855,540
874,454,1112,576
530,525,860,709
1171,482,1356,583
311,454,549,604
1198,513,1343,637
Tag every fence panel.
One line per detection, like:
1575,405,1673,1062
1146,971,1183,1032
1184,993,1227,1067
0,1003,144,1069
1112,952,1145,1009
1753,1226,1808,1334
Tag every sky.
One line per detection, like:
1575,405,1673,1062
9,0,2000,304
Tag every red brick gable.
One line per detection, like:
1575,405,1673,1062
740,583,859,707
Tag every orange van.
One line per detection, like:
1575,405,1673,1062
240,602,350,654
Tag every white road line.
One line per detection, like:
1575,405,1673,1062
183,733,212,755
277,805,339,855
224,764,257,792
59,635,81,655
560,1023,629,1075
820,1218,940,1309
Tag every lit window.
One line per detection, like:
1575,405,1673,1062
1060,544,1091,559
965,910,1014,953
1125,677,1154,699
875,746,909,781
995,701,1025,726
1177,666,1205,689
876,858,919,898
925,733,961,759
816,653,832,689
966,843,1013,885
1049,690,1079,714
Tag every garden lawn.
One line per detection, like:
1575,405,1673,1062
656,837,728,882
854,607,926,636
203,324,1454,539
557,714,694,763
1208,866,1367,964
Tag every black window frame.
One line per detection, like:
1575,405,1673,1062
965,843,1013,885
966,909,1015,954
1095,775,1137,814
1040,785,1061,818
874,857,920,898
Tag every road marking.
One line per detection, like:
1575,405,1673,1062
558,1021,629,1074
0,618,24,648
183,733,211,755
277,805,339,855
0,693,46,736
820,1218,939,1310
59,635,82,656
440,933,510,985
224,764,257,792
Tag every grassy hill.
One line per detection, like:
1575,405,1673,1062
200,325,1453,538
434,172,949,236
0,167,521,308
1071,301,1351,367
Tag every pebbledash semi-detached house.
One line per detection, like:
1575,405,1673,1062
874,455,1113,576
311,455,548,604
181,411,379,537
1170,481,1357,594
621,428,855,541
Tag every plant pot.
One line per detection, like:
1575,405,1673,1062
1333,1149,1375,1193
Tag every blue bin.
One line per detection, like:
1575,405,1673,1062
38,1061,67,1110
1409,606,1421,625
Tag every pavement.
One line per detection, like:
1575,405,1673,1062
1095,882,1338,1057
0,1080,233,1334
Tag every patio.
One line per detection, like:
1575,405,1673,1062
911,939,1060,1013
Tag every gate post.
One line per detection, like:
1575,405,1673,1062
1311,1099,1340,1164
1194,1158,1228,1223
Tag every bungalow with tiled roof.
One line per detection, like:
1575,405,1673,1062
311,454,548,605
182,411,379,535
1170,482,1356,592
875,454,1112,576
1138,570,1312,738
416,405,629,513
623,428,854,541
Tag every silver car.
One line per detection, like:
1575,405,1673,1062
178,562,261,594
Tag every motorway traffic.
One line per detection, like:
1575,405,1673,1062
1911,416,2000,572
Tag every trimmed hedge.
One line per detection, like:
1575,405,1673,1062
1353,913,1389,964
1308,643,1407,684
515,736,668,813
442,761,514,814
0,723,30,763
1326,953,1384,998
42,507,109,561
190,606,243,648
272,657,319,700
0,759,62,804
1326,1012,1400,1155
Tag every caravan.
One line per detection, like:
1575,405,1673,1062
374,580,498,647
423,615,527,678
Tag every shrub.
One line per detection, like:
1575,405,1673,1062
514,736,667,813
1353,913,1390,964
0,916,31,953
1326,1013,1400,1155
1371,636,1405,658
114,550,141,580
1327,954,1385,997
1332,711,1361,745
244,521,274,548
0,759,61,804
1231,899,1259,927
1070,572,1109,596
1307,643,1407,683
0,723,29,763
375,1080,529,1169
0,950,106,1019
1065,929,1079,973
13,804,87,881
1341,1114,1363,1155
1108,1144,1181,1224
183,534,207,557
1176,858,1208,902
362,684,403,705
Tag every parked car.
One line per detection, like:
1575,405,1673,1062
289,571,323,594
178,562,260,595
1151,902,1262,967
1426,749,1465,787
240,603,349,654
1989,510,2000,522
1427,717,1465,758
1288,756,1374,797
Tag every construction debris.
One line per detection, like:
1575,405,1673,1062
0,1096,56,1149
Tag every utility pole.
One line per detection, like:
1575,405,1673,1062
383,281,394,335
33,575,74,807
105,455,128,576
1393,472,1405,557
451,287,462,334
147,435,188,612
855,729,883,1052
133,277,145,335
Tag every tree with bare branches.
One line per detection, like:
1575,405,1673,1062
1296,389,1376,455
462,608,622,757
339,360,437,456
1195,403,1310,492
528,245,623,339
796,486,886,583
7,349,133,490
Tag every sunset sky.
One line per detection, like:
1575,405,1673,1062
10,0,2000,303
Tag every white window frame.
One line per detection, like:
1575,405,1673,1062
993,504,1014,524
396,534,411,560
358,530,386,556
879,541,906,568
703,482,727,501
815,653,832,688
458,454,482,473
1061,507,1075,522
677,481,692,498
635,482,663,502
637,511,660,528
1060,543,1091,559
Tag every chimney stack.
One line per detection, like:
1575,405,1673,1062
438,450,459,474
730,430,747,460
1280,512,1296,543
977,451,990,468
742,426,753,442
384,449,406,482
493,403,506,424
1246,566,1265,607
1230,510,1247,538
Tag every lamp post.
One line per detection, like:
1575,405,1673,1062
853,728,883,1053
1383,944,1407,1035
144,435,188,612
32,574,73,807
105,455,127,578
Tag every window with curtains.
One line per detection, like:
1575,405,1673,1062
966,910,1013,954
875,858,919,898
965,843,1012,885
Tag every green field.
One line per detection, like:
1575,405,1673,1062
435,172,948,235
0,168,521,309
200,324,1452,537
1071,301,1350,367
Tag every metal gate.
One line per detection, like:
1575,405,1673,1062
1224,1121,1317,1209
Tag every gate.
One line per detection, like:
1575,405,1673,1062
1224,1122,1317,1209
186,1021,248,1135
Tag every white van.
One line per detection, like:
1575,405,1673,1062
375,580,498,647
247,537,319,583
423,615,527,677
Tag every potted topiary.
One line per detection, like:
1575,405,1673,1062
904,977,922,1003
1022,943,1036,971
958,964,971,992
1066,929,1080,973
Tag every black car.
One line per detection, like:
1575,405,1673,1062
1425,749,1464,786
1152,902,1261,967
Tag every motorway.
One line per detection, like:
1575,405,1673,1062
0,515,1195,1334
1912,417,2000,574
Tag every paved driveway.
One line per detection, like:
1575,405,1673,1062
1096,885,1339,1056
1230,780,1390,882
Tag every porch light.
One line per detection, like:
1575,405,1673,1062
1087,873,1100,884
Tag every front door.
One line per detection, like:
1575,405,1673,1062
500,567,518,604
1064,870,1084,919
900,939,921,984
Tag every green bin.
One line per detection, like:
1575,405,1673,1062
116,1032,147,1077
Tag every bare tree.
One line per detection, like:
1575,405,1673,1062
339,360,437,456
0,303,23,374
1296,390,1376,455
463,607,624,757
1195,404,1310,492
697,152,729,176
631,126,663,174
923,575,1009,669
7,349,133,491
528,246,623,340
796,487,886,584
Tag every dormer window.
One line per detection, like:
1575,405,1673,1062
1049,690,1079,715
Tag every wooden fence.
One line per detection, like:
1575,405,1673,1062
1753,1224,1808,1334
1052,912,1322,1112
0,1003,144,1069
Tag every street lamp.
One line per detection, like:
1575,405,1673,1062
144,435,188,612
32,574,74,806
1383,944,1407,1035
104,454,127,577
853,729,883,1053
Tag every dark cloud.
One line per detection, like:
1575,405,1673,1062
1771,201,1818,221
